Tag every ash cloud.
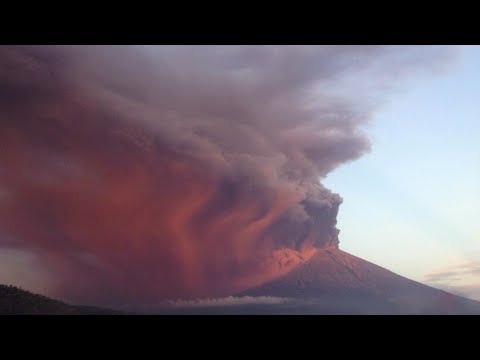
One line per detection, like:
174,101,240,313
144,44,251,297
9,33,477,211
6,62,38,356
0,45,456,305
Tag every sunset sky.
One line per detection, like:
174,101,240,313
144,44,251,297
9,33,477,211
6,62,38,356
0,45,478,305
325,45,480,300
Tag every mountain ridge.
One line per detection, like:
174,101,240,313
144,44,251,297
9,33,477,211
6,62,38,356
0,284,122,315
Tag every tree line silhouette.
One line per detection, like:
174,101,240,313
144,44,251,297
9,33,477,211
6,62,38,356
0,284,121,315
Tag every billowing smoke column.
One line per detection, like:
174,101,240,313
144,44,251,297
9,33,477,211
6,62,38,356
0,45,454,305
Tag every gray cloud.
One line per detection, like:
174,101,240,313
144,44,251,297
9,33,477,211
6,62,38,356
424,261,480,301
424,262,480,283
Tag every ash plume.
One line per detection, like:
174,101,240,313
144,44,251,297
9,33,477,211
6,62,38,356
0,45,455,305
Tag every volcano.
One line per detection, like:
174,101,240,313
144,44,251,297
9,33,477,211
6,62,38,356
230,248,480,314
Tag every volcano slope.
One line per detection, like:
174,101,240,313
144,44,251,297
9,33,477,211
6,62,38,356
232,248,480,314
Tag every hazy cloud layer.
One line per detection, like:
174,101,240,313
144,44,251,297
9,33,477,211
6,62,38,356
0,45,456,305
168,296,293,307
424,261,480,300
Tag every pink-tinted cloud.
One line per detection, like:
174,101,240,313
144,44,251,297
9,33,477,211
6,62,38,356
0,46,455,306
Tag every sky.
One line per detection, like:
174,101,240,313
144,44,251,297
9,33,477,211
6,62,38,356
324,45,480,300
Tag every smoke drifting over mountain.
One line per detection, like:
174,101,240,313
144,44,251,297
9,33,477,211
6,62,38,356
0,46,454,305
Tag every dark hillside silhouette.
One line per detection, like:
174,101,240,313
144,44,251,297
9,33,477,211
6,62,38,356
0,285,121,315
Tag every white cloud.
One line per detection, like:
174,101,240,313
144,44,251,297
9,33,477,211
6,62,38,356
168,296,294,307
